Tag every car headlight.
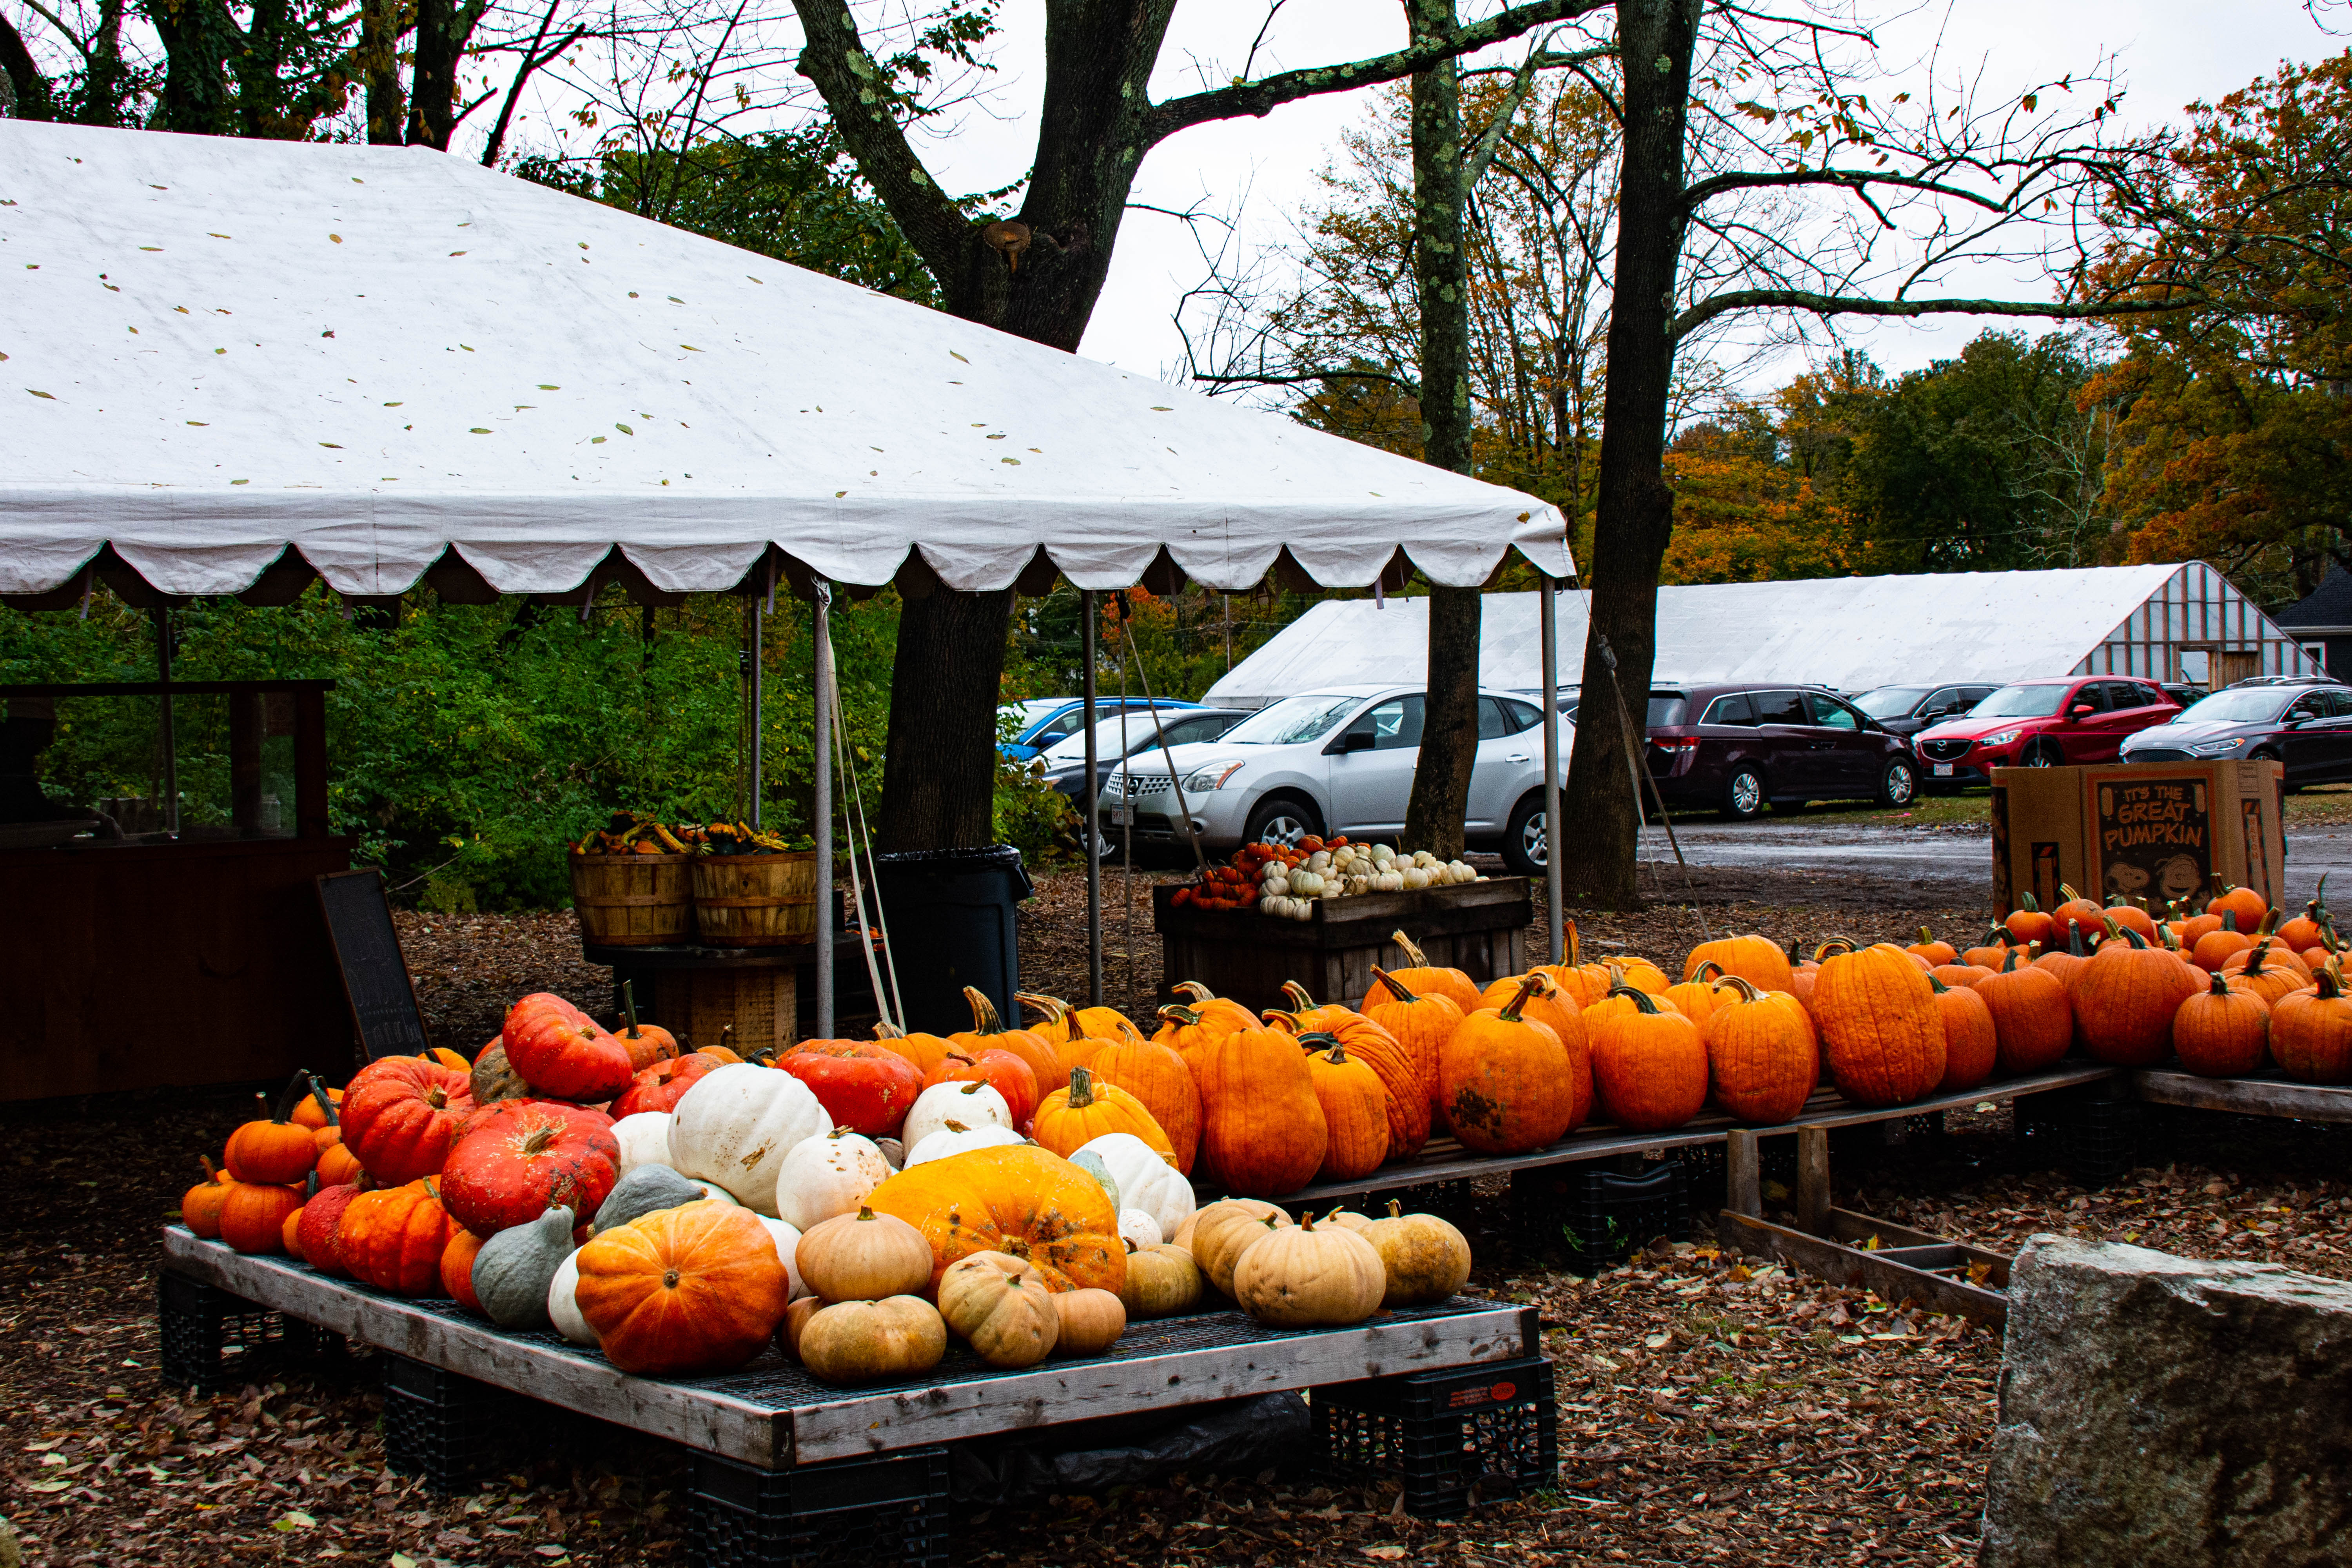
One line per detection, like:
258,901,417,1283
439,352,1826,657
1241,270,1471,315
2191,737,2248,756
1181,761,1247,793
1980,728,2023,749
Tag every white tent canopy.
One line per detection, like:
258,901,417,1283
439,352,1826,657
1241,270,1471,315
1205,564,2320,708
0,122,1572,605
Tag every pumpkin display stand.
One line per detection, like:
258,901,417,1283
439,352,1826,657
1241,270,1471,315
1152,877,1533,1015
568,851,695,946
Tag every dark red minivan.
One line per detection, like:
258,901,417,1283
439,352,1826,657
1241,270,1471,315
1641,684,1920,819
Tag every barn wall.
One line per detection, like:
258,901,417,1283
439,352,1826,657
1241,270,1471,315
2074,563,2321,683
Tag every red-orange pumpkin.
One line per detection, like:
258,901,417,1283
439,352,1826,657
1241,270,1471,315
777,1039,926,1138
339,1057,479,1185
1439,975,1584,1154
608,1052,723,1120
613,979,680,1072
224,1079,322,1185
504,994,635,1102
336,1178,461,1296
440,1101,619,1238
297,1183,366,1277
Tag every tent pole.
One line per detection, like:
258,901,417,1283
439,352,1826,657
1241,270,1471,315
154,607,178,838
814,578,835,1038
1082,590,1102,1007
1540,575,1563,964
747,595,763,830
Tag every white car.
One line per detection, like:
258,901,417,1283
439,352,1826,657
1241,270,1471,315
1096,685,1571,875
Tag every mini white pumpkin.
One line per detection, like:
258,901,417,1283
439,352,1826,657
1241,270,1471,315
1074,1132,1196,1238
610,1111,673,1175
547,1251,597,1347
1118,1208,1163,1249
666,1062,829,1216
1401,867,1432,890
1290,870,1325,897
905,1120,1025,1167
900,1079,1012,1152
773,1129,891,1231
756,1215,813,1301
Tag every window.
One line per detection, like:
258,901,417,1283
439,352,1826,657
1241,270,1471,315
1499,697,1543,732
1806,691,1860,730
1346,694,1426,750
1222,694,1361,746
1922,688,1965,717
1853,685,1933,719
2178,688,2294,724
1031,708,1084,743
2325,690,2352,718
2288,693,2329,723
1701,692,1756,726
1751,689,1809,725
1647,694,1688,726
1973,684,2072,718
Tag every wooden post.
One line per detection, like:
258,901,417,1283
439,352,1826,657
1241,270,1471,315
1726,1128,1762,1219
1796,1125,1831,1236
293,686,329,840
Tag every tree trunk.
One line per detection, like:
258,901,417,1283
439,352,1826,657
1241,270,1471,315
407,0,482,149
1558,0,1700,907
877,586,1013,853
150,0,240,134
359,0,405,144
0,11,58,120
1401,0,1481,860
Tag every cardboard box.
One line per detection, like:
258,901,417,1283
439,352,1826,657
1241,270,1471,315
1991,760,2285,918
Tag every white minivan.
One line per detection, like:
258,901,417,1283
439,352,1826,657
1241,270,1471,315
1096,685,1570,874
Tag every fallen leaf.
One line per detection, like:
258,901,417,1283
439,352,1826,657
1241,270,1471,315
1361,1549,1406,1561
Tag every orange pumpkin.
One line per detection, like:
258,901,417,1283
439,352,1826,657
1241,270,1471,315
1661,970,1729,1027
289,1076,343,1131
575,1201,789,1376
1032,1068,1174,1161
952,987,1066,1097
1960,925,2017,972
2052,886,2108,945
181,1160,234,1238
336,1178,460,1294
2276,878,2330,953
1359,968,1465,1111
219,1181,305,1255
1927,975,1996,1093
613,979,680,1072
1165,980,1264,1044
2003,895,2056,950
1976,948,2074,1076
2270,966,2352,1084
1700,978,1818,1125
864,1143,1126,1294
315,1138,365,1188
1081,1031,1203,1174
2073,924,2203,1068
869,1022,957,1079
2207,882,2270,934
1590,987,1708,1133
2175,968,2270,1078
1192,1020,1328,1197
1263,985,1428,1161
1810,942,1945,1107
2225,943,2312,1007
1301,1033,1393,1180
225,1079,322,1185
1531,922,1615,1007
1681,933,1795,994
1584,984,1683,1026
1907,927,1958,968
1365,931,1481,1015
1439,975,1584,1155
339,1057,478,1185
440,1228,488,1310
1931,962,1994,990
2190,911,2254,974
2103,901,2160,943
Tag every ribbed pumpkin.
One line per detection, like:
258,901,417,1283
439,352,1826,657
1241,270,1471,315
951,987,1065,1098
1439,975,1584,1154
776,1039,927,1139
336,1178,460,1295
1191,1022,1328,1196
2190,911,2254,974
339,1057,478,1185
1700,978,1818,1125
1363,931,1481,1015
1661,970,1730,1028
1590,987,1709,1132
1584,985,1682,1025
181,1162,232,1238
2176,967,2270,1077
2225,943,2312,1007
609,1053,722,1120
2208,882,2270,933
1976,948,2074,1075
1959,926,2016,972
1531,922,1615,1006
1475,971,1588,1047
2052,886,2108,945
1810,942,1945,1107
924,1047,1042,1129
1032,1068,1174,1162
2103,901,2160,943
864,1143,1126,1294
1299,1033,1392,1180
1927,975,1997,1093
1263,985,1428,1160
869,1022,957,1079
1014,993,1124,1091
613,980,680,1072
219,1181,306,1255
297,1183,367,1278
2270,967,2352,1083
1083,1029,1203,1174
2277,878,2330,952
439,1100,619,1238
1164,982,1264,1048
1931,962,1995,990
503,994,635,1102
1907,927,1959,968
1359,969,1464,1111
1682,933,1795,993
2073,924,2203,1068
2003,894,2056,950
225,1080,321,1185
575,1201,789,1375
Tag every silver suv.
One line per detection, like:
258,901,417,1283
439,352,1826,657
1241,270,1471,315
1096,684,1570,874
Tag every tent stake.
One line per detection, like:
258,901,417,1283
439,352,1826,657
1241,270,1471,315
1540,575,1563,964
1082,589,1103,1007
813,577,835,1038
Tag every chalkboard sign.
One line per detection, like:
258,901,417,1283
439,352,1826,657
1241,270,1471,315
316,869,431,1062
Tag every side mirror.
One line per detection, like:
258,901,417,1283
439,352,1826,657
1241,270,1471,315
1332,730,1376,755
2069,704,2096,719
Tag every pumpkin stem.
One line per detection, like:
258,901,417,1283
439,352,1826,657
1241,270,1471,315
1604,984,1663,1014
1813,938,1855,962
1692,960,1725,983
1367,967,1421,1005
1385,1199,1403,1218
1065,1066,1099,1107
1014,992,1071,1034
2318,965,2345,1001
1391,930,1432,968
621,978,644,1038
270,1071,315,1124
1564,918,1580,968
961,986,1006,1033
2221,909,2238,933
2102,915,2149,949
200,1154,218,1180
2018,892,2042,912
2244,942,2270,978
1498,972,1550,1023
2002,947,2024,973
1279,980,1321,1013
2060,882,2082,904
720,1024,734,1056
855,1206,876,1220
1156,1003,1205,1029
871,1021,906,1040
1918,925,1935,946
303,1071,339,1127
1299,1031,1347,1064
2207,967,2232,997
1927,972,1950,995
1171,980,1217,1006
1714,975,1763,1002
1298,1211,1318,1231
2069,925,2087,958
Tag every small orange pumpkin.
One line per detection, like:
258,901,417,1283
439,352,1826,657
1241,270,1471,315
575,1201,789,1375
1976,947,2074,1076
1031,1068,1175,1162
1927,974,1996,1093
219,1181,305,1255
2003,894,2055,950
2270,965,2352,1083
1301,1033,1394,1180
1907,926,1958,968
1682,933,1795,994
2073,922,2203,1068
224,1078,321,1186
2175,968,2269,1077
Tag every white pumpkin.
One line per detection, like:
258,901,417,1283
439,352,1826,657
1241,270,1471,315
900,1079,1012,1152
773,1129,891,1231
684,1180,738,1206
1118,1208,1163,1249
547,1251,597,1347
610,1112,674,1175
666,1062,829,1216
1074,1133,1196,1238
904,1120,1025,1167
756,1215,813,1302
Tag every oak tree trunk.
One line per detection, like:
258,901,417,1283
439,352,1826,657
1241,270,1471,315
1558,0,1700,906
1400,0,1481,860
877,586,1014,853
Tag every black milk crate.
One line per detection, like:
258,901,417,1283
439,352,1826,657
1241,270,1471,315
1313,1355,1556,1518
2065,1095,2138,1187
688,1446,950,1568
158,1270,320,1391
380,1354,512,1492
1568,1160,1690,1272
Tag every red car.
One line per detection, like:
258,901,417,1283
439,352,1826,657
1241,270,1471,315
1911,676,2182,788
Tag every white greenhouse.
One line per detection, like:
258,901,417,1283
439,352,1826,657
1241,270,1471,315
1203,563,2321,708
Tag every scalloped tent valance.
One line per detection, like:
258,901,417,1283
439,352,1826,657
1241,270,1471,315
0,122,1574,610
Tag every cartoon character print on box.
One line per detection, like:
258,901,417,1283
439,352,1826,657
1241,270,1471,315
2095,776,2212,909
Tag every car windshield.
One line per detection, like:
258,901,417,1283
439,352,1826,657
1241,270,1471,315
1854,685,1935,719
1971,684,2073,719
1220,693,1364,746
1036,712,1192,763
2176,688,2295,724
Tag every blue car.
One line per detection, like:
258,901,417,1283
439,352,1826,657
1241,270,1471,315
999,697,1205,761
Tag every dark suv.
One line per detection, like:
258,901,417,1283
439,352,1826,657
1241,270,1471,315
1642,684,1921,819
1851,682,2001,739
2120,677,2352,787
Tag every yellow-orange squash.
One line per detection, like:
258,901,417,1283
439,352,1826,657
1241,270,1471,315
1810,942,1945,1107
1438,975,1584,1154
574,1201,788,1376
1700,977,1818,1125
1031,1068,1174,1163
1080,1031,1202,1175
1590,987,1708,1133
863,1143,1126,1294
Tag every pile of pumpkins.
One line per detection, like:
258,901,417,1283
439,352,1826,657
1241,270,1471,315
176,983,1475,1385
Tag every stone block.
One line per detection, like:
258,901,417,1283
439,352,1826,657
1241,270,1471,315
1981,1236,2352,1567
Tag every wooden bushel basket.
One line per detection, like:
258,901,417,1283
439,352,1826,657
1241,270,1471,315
568,851,695,947
692,852,818,946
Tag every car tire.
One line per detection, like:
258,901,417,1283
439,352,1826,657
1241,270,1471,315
1501,793,1548,875
2022,741,2062,768
1722,766,1766,821
1879,758,1918,808
1241,794,1323,849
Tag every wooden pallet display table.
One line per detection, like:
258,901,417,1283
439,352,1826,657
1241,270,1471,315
158,1229,1548,1559
2129,1067,2352,1122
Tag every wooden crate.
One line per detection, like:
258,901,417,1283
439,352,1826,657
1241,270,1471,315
692,852,817,946
568,851,695,947
676,966,797,1058
1153,877,1534,1014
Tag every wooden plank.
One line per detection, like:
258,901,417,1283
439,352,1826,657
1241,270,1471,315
2130,1069,2352,1122
1715,1211,2008,1328
1795,1127,1831,1236
162,1230,788,1465
1726,1130,1761,1219
788,1306,1535,1463
1826,1210,2012,1288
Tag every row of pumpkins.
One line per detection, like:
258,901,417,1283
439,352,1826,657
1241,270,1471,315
177,990,1474,1382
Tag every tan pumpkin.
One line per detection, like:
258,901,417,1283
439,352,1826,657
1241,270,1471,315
795,1206,935,1303
1359,1200,1472,1307
1117,1240,1204,1318
1190,1198,1292,1297
1320,1207,1377,1235
937,1250,1060,1368
795,1296,948,1386
1051,1288,1127,1356
1230,1213,1387,1328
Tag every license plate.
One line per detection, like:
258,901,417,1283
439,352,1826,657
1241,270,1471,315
1933,764,1954,776
1110,806,1134,825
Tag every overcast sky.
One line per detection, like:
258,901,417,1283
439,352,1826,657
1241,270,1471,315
893,0,2346,394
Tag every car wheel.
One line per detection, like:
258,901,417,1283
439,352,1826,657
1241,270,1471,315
1722,766,1766,821
2022,742,2062,768
1879,758,1918,808
1242,795,1323,849
1501,793,1548,876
